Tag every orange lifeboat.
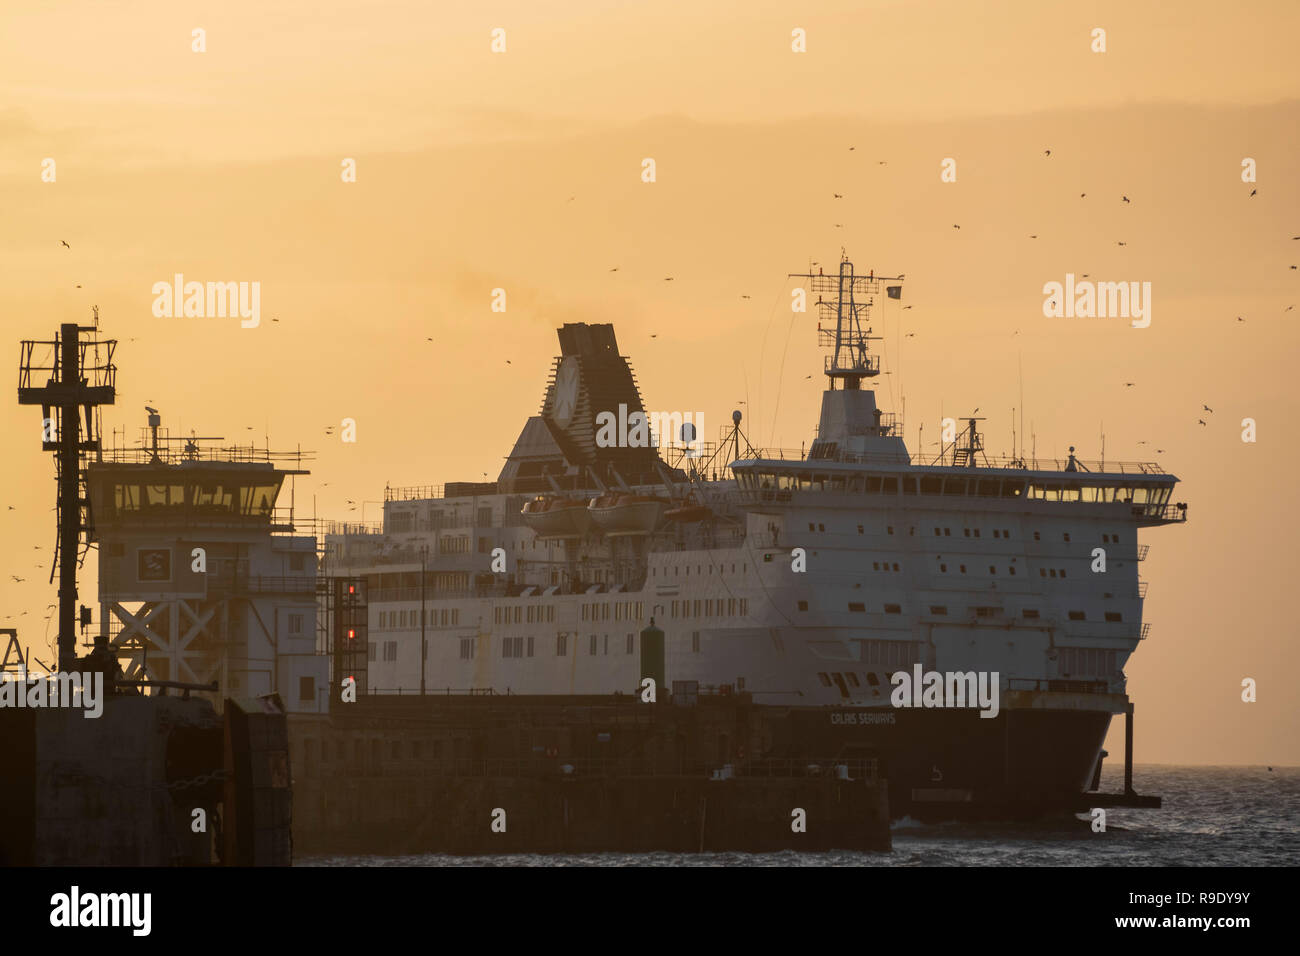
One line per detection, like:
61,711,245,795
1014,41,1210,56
664,496,713,523
520,496,591,537
587,493,668,535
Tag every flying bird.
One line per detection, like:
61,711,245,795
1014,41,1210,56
741,295,751,299
426,337,433,341
1080,193,1086,198
663,277,674,281
1237,316,1245,322
609,267,618,272
1124,383,1135,387
1203,405,1213,413
877,161,886,165
1029,235,1037,239
1122,196,1131,203
650,334,658,338
905,332,916,338
1044,150,1051,157
805,375,813,379
833,193,843,199
1287,305,1295,312
10,575,23,582
953,224,960,229
1250,189,1257,197
506,359,512,364
1197,419,1207,426
902,305,913,310
60,240,70,248
848,147,855,151
1116,241,1127,246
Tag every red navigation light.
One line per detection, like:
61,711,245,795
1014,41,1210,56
347,628,355,639
348,584,355,594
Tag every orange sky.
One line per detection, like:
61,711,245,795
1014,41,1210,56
2,0,1298,764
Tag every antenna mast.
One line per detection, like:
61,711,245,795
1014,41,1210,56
789,256,902,391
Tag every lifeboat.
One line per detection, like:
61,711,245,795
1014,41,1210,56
520,496,591,537
664,496,712,523
587,493,668,535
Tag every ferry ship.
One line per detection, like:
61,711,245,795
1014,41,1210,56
325,259,1187,819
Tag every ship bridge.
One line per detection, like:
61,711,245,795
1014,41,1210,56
731,455,1185,526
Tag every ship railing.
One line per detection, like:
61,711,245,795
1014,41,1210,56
1138,581,1149,599
1136,544,1150,561
385,484,444,502
352,755,879,782
1136,503,1188,523
1006,678,1112,694
741,448,1168,475
1140,623,1152,641
321,520,385,537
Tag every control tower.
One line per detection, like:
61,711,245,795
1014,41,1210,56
87,412,328,713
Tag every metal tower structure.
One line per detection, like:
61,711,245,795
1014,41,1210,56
17,319,117,672
789,258,903,390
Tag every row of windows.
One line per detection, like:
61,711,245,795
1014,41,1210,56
670,598,748,619
741,470,1171,505
378,608,461,628
814,523,1122,544
652,563,748,578
580,601,644,622
937,563,1017,575
495,605,557,625
872,561,902,572
823,602,1123,622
